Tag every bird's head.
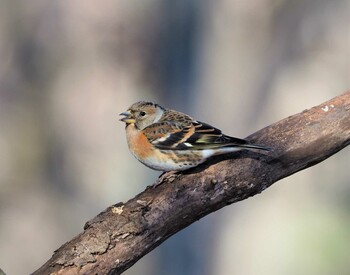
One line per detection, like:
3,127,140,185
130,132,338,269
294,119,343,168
119,101,165,130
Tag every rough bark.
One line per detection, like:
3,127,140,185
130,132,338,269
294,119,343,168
33,92,350,275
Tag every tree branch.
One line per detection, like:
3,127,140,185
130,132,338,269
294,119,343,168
33,92,350,275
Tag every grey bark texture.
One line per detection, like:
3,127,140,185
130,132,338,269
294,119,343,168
33,92,350,275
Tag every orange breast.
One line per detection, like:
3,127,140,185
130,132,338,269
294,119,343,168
126,124,154,159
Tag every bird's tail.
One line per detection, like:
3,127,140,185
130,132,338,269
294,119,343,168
237,143,272,151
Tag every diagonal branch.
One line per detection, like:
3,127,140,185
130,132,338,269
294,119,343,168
33,92,350,275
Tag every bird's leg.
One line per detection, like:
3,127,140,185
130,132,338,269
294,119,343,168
153,171,179,188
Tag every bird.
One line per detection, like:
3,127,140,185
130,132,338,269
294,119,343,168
119,101,271,171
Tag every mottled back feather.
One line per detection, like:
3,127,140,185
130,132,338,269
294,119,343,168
142,109,259,151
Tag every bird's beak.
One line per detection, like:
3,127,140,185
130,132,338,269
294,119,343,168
119,111,135,124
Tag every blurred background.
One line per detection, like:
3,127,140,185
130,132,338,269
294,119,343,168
0,0,349,274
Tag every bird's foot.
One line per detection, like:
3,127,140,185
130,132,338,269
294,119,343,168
153,171,179,188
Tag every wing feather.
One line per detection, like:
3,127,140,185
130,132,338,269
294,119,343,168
143,113,270,151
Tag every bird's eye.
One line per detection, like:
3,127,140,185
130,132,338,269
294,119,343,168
140,111,146,117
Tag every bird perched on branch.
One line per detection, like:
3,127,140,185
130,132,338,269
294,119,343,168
120,101,270,171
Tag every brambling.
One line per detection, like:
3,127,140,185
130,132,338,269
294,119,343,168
120,101,270,171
